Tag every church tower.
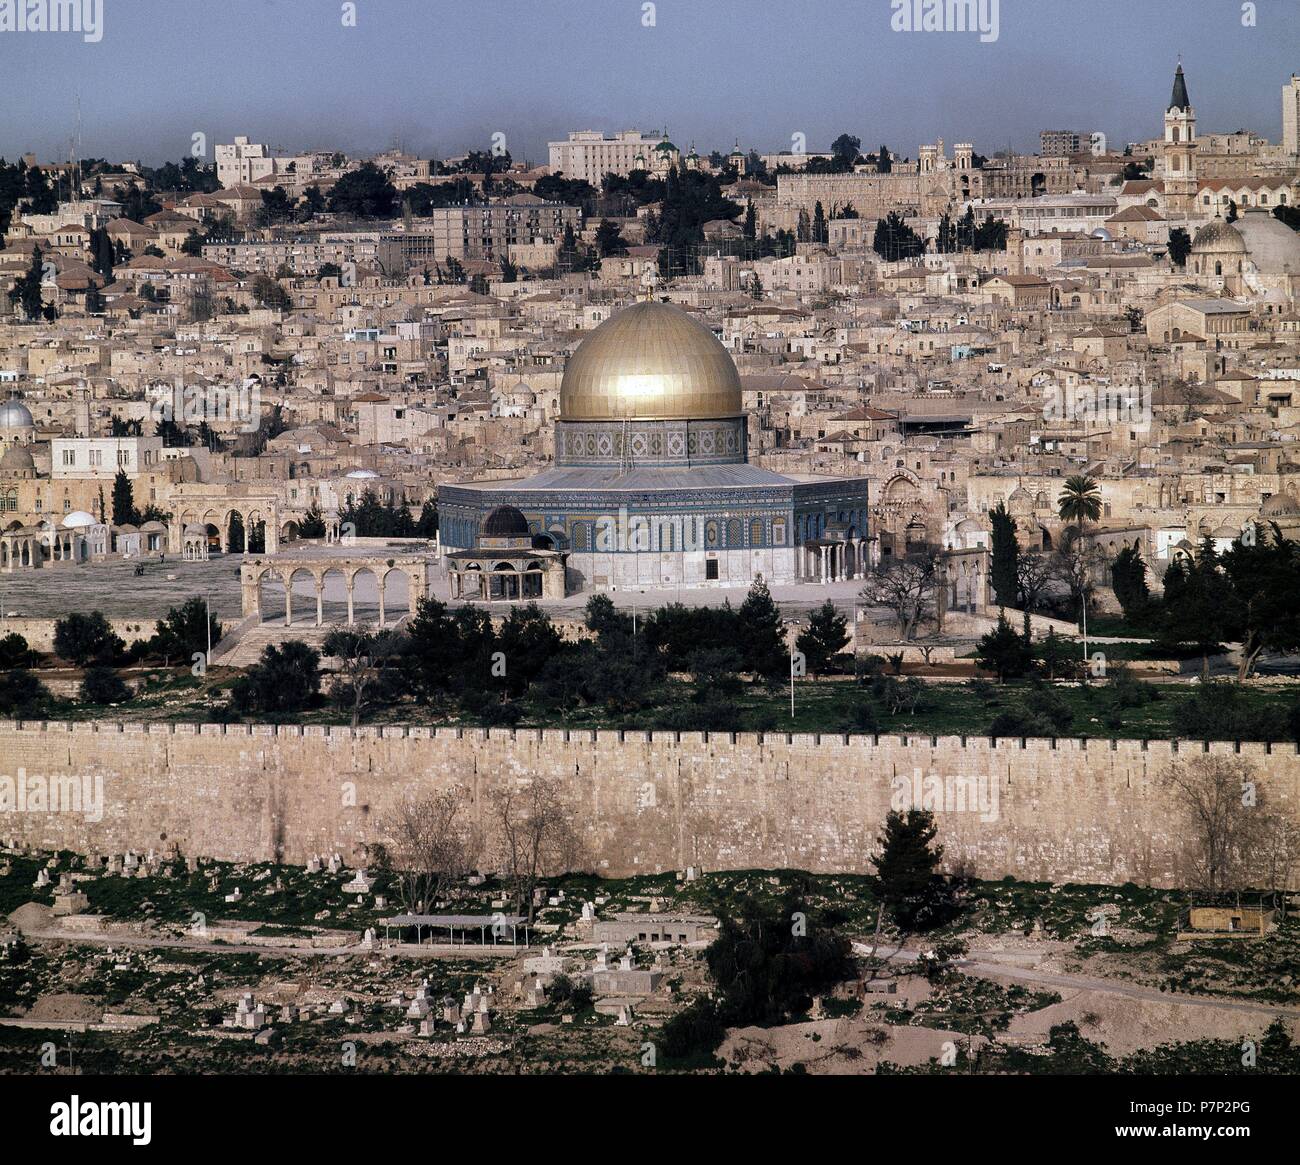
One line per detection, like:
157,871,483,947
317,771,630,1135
1160,63,1197,216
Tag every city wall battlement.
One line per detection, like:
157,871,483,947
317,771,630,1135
2,720,1298,887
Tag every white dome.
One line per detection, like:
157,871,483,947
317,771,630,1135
61,510,98,529
1090,227,1112,241
0,397,34,429
345,468,379,479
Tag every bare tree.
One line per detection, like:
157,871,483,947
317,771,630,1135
492,777,581,924
325,627,404,728
1166,376,1212,423
1050,532,1103,622
1015,550,1054,612
383,789,477,914
1163,756,1264,896
1251,813,1300,918
858,547,942,641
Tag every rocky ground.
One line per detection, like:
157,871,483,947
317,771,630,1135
2,852,1297,1075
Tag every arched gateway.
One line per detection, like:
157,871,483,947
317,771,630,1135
240,553,428,628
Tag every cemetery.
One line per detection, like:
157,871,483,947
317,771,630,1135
0,842,1297,1074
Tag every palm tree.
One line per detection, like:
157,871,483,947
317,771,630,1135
1057,475,1102,528
1056,474,1102,656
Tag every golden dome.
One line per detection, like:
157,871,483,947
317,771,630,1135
559,301,743,422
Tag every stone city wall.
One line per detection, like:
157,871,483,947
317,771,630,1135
2,720,1297,888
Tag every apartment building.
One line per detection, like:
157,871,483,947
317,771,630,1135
547,130,674,184
215,137,286,188
407,197,581,262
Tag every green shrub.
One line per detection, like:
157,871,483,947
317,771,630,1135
80,665,131,706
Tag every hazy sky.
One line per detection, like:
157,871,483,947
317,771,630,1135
3,0,1297,166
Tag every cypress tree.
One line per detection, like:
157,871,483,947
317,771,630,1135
736,574,787,683
111,469,140,526
989,501,1019,607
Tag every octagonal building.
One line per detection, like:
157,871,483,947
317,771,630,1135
438,301,869,589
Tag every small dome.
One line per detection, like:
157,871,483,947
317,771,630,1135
1261,492,1300,517
345,467,379,479
0,396,34,430
1210,523,1239,539
0,444,34,474
139,519,167,532
1090,227,1112,241
183,522,206,535
1192,217,1246,253
482,505,529,538
61,510,97,529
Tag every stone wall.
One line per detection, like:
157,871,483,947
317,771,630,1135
2,720,1297,888
1,617,156,653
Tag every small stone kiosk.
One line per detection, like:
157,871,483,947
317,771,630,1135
446,505,568,602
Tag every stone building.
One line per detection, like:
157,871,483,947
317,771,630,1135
1188,215,1247,294
439,300,870,590
446,504,568,601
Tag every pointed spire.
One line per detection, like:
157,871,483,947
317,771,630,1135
1169,63,1191,112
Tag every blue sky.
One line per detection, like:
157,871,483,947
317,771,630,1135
2,0,1297,166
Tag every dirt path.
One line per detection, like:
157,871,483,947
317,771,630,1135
860,944,1300,1019
21,929,521,960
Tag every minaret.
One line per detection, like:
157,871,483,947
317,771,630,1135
1160,62,1197,216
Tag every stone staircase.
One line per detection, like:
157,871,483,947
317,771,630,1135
214,615,410,669
214,620,337,668
207,613,259,666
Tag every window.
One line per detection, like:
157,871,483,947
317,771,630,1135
705,559,719,580
62,450,75,466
